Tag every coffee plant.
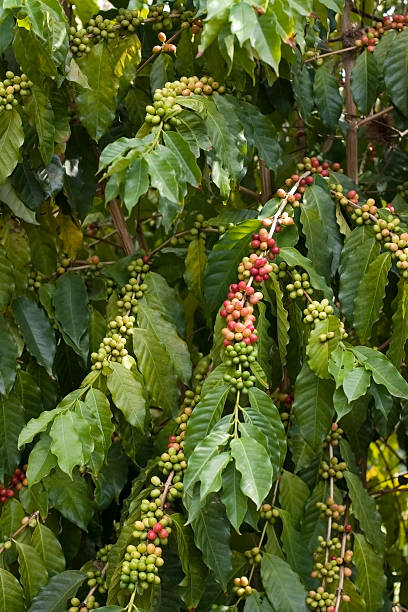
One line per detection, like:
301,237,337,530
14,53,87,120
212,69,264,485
0,0,408,610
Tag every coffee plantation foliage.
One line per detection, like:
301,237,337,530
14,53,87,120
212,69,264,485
1,0,408,610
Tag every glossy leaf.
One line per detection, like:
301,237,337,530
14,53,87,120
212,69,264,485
163,131,201,186
184,237,207,300
13,296,56,375
388,277,408,366
313,67,342,130
266,274,289,366
171,514,207,608
0,316,18,395
344,471,385,554
0,392,25,483
184,430,231,498
28,570,85,612
292,363,335,453
261,553,308,612
306,316,341,379
0,569,26,612
46,471,93,530
53,273,89,362
231,436,273,508
236,99,281,170
351,50,378,115
123,157,149,213
220,461,248,533
49,411,87,477
16,541,48,605
279,471,310,526
342,367,371,402
351,346,408,399
26,433,58,486
107,362,146,431
25,86,55,165
0,109,24,184
384,29,408,116
353,533,386,612
354,252,391,342
184,383,230,457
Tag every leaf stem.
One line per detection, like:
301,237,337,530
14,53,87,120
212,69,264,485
304,46,357,63
0,511,40,554
357,106,394,128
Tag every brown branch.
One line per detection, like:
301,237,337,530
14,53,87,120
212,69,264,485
132,29,182,80
351,6,383,22
304,45,357,63
83,561,108,606
160,470,175,509
334,508,349,612
357,106,394,128
239,185,261,201
259,160,272,204
149,227,218,258
108,199,135,256
0,511,40,554
377,337,391,352
86,230,120,249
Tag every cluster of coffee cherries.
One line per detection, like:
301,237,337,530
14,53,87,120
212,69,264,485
119,485,171,592
277,175,314,206
237,254,275,285
275,157,344,207
355,28,379,51
307,586,340,611
316,498,348,533
69,27,91,58
259,503,280,523
91,259,148,369
397,180,408,198
27,267,45,292
96,543,112,563
116,8,141,32
232,576,253,599
145,76,225,129
324,423,344,448
379,12,408,33
302,299,334,325
152,31,177,55
86,15,116,42
148,1,199,32
0,71,32,111
319,456,348,480
67,595,99,611
0,467,27,503
284,269,313,300
249,226,281,263
85,567,107,595
169,213,214,246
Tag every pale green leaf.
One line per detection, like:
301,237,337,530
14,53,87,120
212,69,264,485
342,367,371,402
49,411,85,476
184,237,207,299
220,462,248,533
353,533,386,612
0,569,26,612
26,433,58,486
28,570,85,612
306,316,341,379
313,67,342,130
106,362,147,431
261,553,308,612
354,251,391,342
16,541,48,605
0,109,24,184
230,436,273,508
344,471,385,554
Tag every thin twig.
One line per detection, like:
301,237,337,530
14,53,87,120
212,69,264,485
0,511,40,554
377,337,392,352
304,46,357,63
334,508,349,612
108,199,135,255
358,106,394,128
132,29,182,80
160,470,175,510
83,561,109,606
239,185,261,200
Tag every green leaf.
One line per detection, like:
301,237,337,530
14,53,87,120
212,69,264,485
107,362,146,431
132,327,179,416
53,273,89,362
32,521,65,577
146,145,180,203
342,367,371,402
205,219,261,312
26,433,58,486
384,29,408,116
353,533,386,612
24,86,55,165
46,470,93,530
351,346,408,399
279,509,313,583
82,388,114,473
220,461,248,533
374,30,396,75
137,302,191,383
123,157,149,213
0,569,26,612
354,251,391,342
344,471,385,554
75,42,119,140
25,226,57,275
248,387,287,467
184,430,231,498
191,495,232,588
256,12,281,73
0,316,18,395
244,591,274,612
28,570,85,612
279,247,334,302
292,65,314,121
0,109,24,184
0,180,38,224
230,436,273,508
229,2,257,45
236,99,281,170
0,252,14,312
279,470,310,526
388,276,408,366
292,362,335,453
351,50,378,115
261,553,308,612
142,271,186,337
328,346,355,388
163,132,201,186
184,383,230,458
170,514,207,608
19,407,63,448
176,111,211,157
313,67,342,130
338,226,380,322
49,411,86,476
302,184,342,279
266,274,289,366
0,392,24,483
200,452,230,501
306,316,341,379
13,296,56,375
184,237,207,299
16,541,48,605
